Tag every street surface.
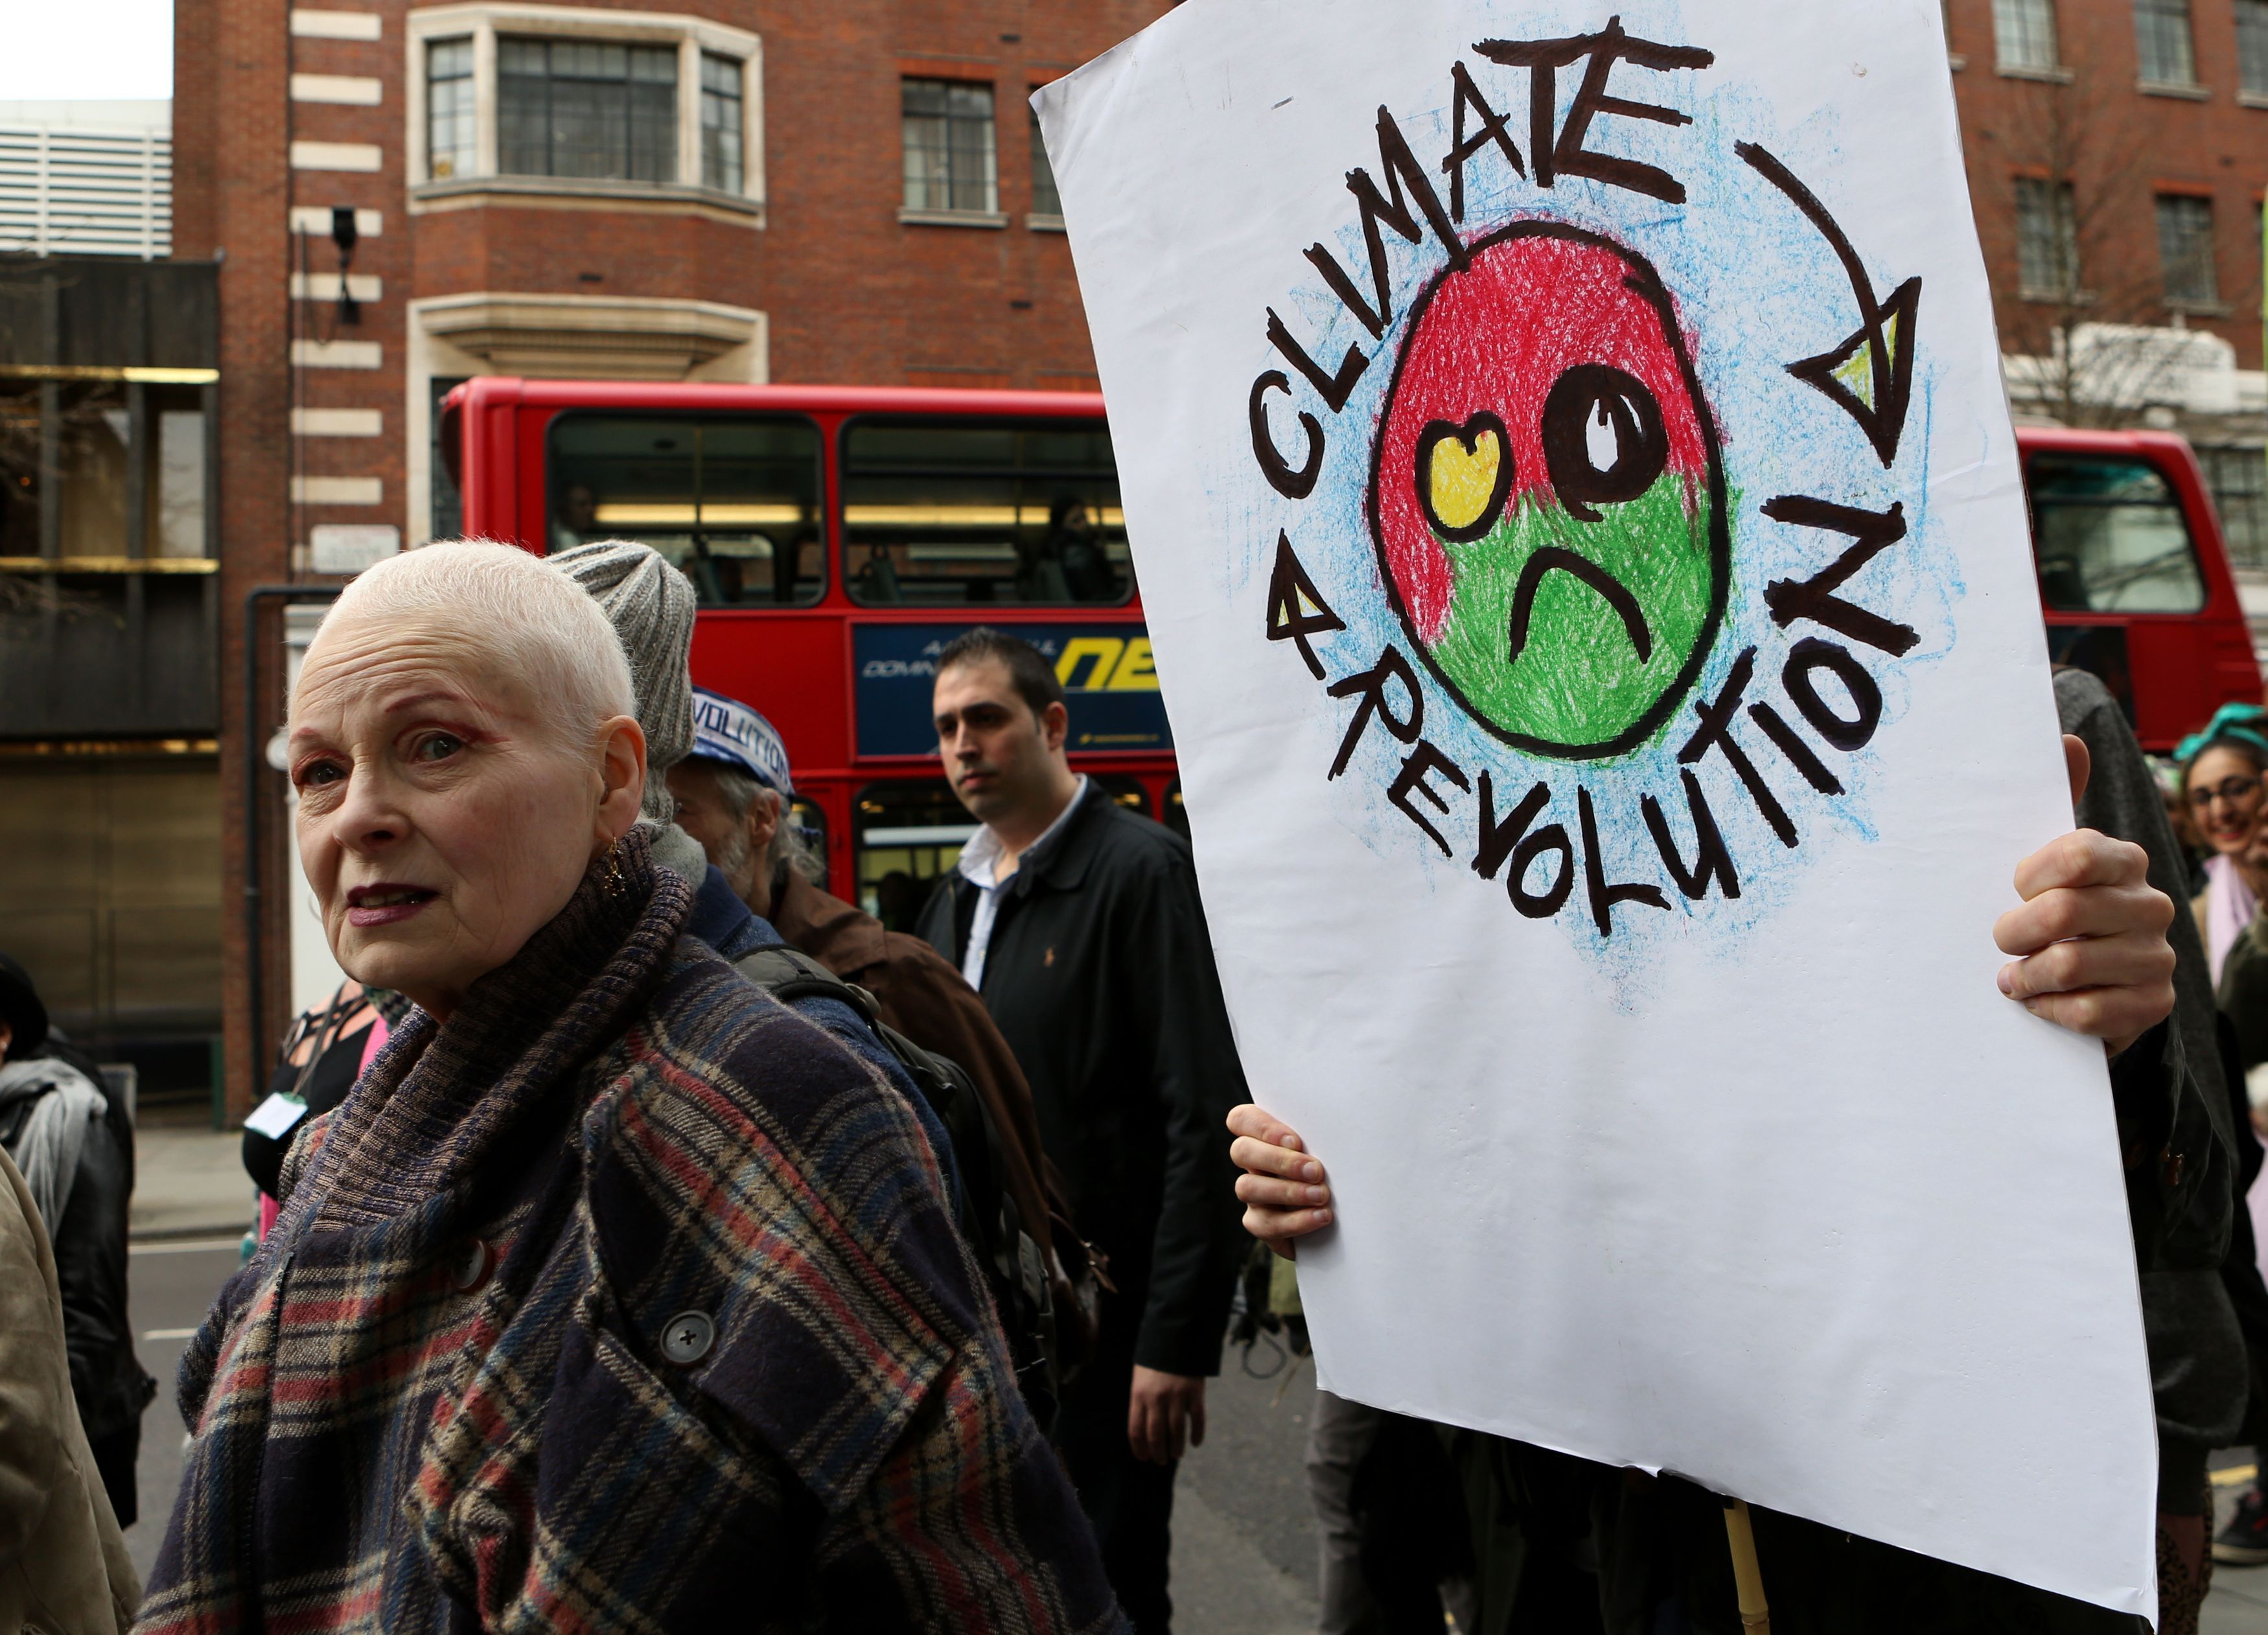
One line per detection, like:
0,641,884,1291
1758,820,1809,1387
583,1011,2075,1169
121,1233,2268,1631
123,1237,242,1584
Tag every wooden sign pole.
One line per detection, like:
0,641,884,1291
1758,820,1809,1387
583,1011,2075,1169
1724,1498,1772,1634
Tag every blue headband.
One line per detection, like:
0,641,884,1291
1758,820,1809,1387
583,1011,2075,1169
2175,702,2268,767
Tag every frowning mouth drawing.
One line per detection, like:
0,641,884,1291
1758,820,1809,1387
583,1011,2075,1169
1506,549,1654,668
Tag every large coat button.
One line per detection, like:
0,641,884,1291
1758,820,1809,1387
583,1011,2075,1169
450,1239,492,1293
662,1310,715,1365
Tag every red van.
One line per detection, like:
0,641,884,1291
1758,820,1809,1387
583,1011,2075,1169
2019,425,2261,751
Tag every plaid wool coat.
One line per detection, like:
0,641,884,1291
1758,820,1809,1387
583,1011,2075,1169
135,833,1126,1634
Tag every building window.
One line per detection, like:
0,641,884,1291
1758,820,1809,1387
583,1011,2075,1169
498,38,677,182
1029,110,1061,218
901,79,996,215
700,52,742,193
426,41,476,180
2239,0,2268,95
2155,194,2216,304
2015,176,2079,298
2199,447,2268,570
407,9,761,208
2133,0,2197,84
1993,0,2059,69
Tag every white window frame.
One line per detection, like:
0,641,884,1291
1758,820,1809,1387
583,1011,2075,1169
2013,174,2081,302
2131,0,2201,91
897,76,1004,227
406,3,762,221
1993,0,2068,78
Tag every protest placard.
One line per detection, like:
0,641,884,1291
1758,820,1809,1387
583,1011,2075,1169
1037,1,2157,1614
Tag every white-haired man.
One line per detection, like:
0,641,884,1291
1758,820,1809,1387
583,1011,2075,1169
667,688,1092,1406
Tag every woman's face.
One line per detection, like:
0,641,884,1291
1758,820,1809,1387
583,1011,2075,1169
287,609,644,1019
2185,744,2265,859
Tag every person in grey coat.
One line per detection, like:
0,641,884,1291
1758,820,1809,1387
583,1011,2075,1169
0,954,152,1528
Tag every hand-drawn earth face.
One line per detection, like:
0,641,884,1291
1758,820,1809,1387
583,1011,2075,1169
1369,222,1730,760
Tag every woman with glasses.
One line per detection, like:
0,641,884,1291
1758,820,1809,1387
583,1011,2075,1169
2178,705,2268,988
2181,703,2268,1572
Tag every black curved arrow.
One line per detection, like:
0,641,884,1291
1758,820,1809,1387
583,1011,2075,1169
1506,548,1654,667
1737,141,1921,469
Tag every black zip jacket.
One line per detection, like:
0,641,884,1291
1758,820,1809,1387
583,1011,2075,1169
2057,666,2247,1470
919,781,1249,1376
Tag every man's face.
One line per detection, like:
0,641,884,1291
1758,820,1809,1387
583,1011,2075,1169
563,485,597,532
667,758,769,903
934,658,1061,828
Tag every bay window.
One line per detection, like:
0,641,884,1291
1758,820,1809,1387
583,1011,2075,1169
408,6,761,211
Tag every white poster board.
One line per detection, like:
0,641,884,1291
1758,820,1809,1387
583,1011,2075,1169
1037,1,2156,1616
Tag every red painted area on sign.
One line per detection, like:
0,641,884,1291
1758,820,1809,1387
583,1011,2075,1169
1376,230,1711,642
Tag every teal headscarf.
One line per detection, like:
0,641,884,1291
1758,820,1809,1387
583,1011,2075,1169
2174,702,2268,769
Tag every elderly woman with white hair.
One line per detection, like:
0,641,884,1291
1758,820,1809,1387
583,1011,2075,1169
135,542,1124,1635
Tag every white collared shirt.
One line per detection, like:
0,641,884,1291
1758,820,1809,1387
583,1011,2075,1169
956,776,1087,990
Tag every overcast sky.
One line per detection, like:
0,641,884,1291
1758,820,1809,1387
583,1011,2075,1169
0,0,172,100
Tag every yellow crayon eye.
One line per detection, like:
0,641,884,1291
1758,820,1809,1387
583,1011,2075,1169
1417,413,1513,544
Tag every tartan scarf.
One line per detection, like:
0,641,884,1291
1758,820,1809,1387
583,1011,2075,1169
138,828,1125,1635
143,830,691,1635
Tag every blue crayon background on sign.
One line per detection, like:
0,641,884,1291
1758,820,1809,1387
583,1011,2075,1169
852,622,1177,758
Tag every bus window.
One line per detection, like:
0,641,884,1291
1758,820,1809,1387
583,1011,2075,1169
851,776,1146,931
854,780,976,933
785,795,829,892
2029,454,2206,614
1093,774,1149,817
1163,779,1189,841
547,413,826,606
841,419,1131,606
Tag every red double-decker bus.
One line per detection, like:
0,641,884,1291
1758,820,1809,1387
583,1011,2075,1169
2019,425,2260,751
442,378,1177,929
441,381,2261,931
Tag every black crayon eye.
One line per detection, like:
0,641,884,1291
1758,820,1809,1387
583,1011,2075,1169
1415,411,1514,544
1540,364,1669,523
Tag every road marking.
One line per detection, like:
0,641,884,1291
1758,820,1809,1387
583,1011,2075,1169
141,1328,200,1341
130,1237,244,1255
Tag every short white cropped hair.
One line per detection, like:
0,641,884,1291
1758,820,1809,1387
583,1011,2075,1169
312,539,637,739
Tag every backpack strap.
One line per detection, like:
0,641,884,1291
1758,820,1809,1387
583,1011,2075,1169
731,945,970,1120
732,944,874,1019
0,1091,43,1152
729,942,1063,1412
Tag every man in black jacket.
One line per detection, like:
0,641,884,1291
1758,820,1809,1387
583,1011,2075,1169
919,627,1248,1634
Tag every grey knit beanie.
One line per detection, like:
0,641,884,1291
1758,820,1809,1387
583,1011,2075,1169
545,540,695,828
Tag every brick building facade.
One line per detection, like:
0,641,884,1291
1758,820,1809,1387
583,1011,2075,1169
1946,0,2268,556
